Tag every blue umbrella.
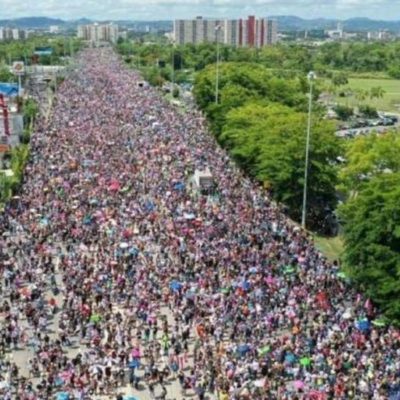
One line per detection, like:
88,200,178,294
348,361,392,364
174,182,185,190
169,280,182,292
83,215,92,225
56,393,70,400
241,281,251,291
285,353,296,364
123,397,139,400
129,247,139,256
145,200,155,212
237,344,251,357
356,319,371,332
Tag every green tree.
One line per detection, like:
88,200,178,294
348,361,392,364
334,104,354,121
331,72,348,87
358,104,378,119
354,88,369,104
0,65,13,82
339,172,400,322
23,98,39,128
193,62,309,135
369,86,385,105
221,103,341,230
339,131,400,194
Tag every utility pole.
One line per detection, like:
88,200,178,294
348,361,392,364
301,71,316,229
171,40,175,91
215,25,222,105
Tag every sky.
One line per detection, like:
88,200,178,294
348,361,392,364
0,0,399,21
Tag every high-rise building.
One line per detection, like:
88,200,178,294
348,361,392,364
173,16,277,47
0,27,26,41
77,23,119,43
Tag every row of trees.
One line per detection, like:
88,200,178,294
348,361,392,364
117,39,400,83
193,62,341,232
0,98,38,204
339,132,400,322
0,36,83,70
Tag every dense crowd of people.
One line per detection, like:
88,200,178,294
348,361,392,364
0,48,400,399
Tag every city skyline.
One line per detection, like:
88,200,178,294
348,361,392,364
0,0,398,21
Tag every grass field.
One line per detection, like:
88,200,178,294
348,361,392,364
335,78,400,113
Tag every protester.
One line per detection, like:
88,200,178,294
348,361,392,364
0,47,398,400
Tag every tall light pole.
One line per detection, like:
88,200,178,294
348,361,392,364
301,71,316,229
215,25,222,105
171,40,175,92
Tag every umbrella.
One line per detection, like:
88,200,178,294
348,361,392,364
145,200,155,212
337,271,347,279
40,217,49,226
356,318,371,332
183,212,195,220
241,281,251,291
300,357,311,366
119,242,129,249
265,276,276,285
173,182,185,190
237,344,251,356
123,397,139,400
169,280,182,292
285,353,296,364
56,393,70,400
83,215,92,225
294,380,305,390
257,345,270,356
308,390,327,400
109,180,121,192
90,314,102,323
284,266,296,274
372,319,387,327
220,287,230,294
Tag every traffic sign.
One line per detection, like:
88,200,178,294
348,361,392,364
12,61,25,76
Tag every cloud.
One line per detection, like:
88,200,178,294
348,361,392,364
0,0,399,20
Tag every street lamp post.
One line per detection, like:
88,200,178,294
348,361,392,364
301,71,316,229
215,25,222,105
171,40,175,92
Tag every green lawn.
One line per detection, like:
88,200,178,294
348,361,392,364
335,78,400,113
314,235,344,263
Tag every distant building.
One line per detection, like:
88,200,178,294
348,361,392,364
49,25,59,34
325,22,344,40
367,30,392,41
0,27,26,41
77,23,119,43
173,16,277,47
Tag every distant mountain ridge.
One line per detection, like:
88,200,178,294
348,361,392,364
0,17,66,28
271,15,400,32
2,16,400,32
